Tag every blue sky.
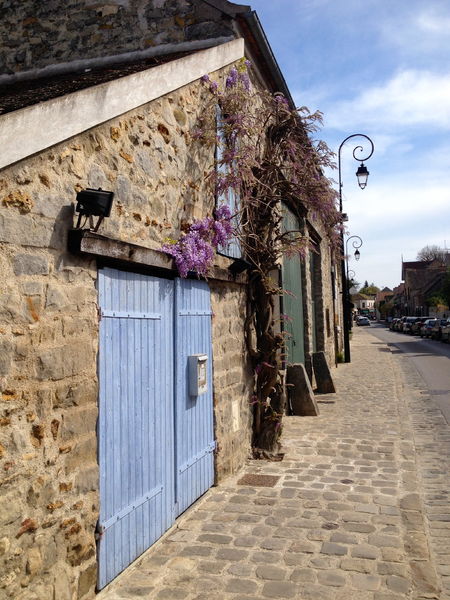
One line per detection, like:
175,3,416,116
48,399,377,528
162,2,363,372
247,0,450,289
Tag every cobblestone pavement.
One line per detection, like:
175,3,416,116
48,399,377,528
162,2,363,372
99,327,448,600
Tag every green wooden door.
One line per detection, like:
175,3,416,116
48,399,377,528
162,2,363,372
282,207,305,364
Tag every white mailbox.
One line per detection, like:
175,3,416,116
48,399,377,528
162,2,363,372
188,354,208,396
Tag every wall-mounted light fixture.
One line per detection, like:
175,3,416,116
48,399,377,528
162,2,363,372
75,188,114,232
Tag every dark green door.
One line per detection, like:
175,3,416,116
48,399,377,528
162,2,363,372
282,206,305,364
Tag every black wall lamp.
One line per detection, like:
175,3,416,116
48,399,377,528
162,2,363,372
75,188,114,232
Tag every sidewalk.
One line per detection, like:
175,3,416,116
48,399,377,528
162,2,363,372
99,327,448,600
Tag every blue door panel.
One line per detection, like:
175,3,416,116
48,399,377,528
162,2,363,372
97,269,214,589
175,279,215,516
97,268,175,589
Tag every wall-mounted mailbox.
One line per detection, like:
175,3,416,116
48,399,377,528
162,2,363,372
188,354,208,396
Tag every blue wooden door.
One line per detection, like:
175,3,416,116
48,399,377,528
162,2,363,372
174,279,215,516
97,269,214,589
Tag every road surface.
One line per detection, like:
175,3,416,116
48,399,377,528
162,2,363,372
366,322,450,424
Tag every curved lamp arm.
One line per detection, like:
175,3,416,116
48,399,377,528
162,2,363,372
338,134,374,211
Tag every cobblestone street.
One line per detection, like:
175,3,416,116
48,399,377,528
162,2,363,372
98,327,449,600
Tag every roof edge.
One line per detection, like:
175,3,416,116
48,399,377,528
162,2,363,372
238,10,295,108
0,37,234,88
0,39,245,171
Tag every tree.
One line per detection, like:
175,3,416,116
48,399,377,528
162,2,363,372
359,282,380,296
417,245,447,262
166,62,340,457
441,267,450,307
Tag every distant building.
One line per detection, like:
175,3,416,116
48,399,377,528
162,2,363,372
352,292,376,315
402,255,450,316
374,287,393,319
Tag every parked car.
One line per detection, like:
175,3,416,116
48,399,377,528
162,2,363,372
430,318,448,340
441,320,450,342
395,316,407,332
410,317,428,335
357,316,371,326
420,318,437,338
389,317,400,331
403,316,421,334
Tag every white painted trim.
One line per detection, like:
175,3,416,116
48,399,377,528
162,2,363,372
0,38,244,171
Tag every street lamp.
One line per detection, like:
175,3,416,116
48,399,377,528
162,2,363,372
345,235,363,333
338,134,374,363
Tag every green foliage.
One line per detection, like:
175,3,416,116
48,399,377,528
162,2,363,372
442,267,450,306
425,294,446,307
425,268,450,308
336,351,344,363
358,282,380,296
380,301,393,315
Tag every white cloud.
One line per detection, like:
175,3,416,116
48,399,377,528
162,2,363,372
378,5,450,59
416,10,450,34
326,70,450,131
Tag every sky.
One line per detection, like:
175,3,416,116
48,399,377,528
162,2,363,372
246,0,450,290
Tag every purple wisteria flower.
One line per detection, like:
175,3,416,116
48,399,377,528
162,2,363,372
226,67,239,88
161,205,234,277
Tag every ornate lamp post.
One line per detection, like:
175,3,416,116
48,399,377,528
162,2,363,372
338,134,374,363
345,235,363,332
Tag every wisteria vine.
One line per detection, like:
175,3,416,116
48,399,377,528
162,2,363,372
164,60,340,456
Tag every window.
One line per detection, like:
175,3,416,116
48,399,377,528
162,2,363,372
215,105,242,259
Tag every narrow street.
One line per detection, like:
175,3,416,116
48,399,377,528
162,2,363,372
98,327,449,600
368,323,450,424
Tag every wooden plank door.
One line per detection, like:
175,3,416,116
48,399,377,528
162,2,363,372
97,269,215,588
282,207,305,364
97,268,175,589
174,278,215,516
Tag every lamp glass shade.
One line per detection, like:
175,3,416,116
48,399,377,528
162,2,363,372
354,249,361,261
356,163,369,189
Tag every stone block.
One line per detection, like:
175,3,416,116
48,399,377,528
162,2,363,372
77,563,97,599
65,436,97,472
74,464,98,494
54,379,98,409
312,351,336,394
37,342,93,381
0,491,22,525
226,578,258,594
351,573,381,591
61,406,98,440
0,214,49,247
256,565,287,580
321,542,347,556
26,547,42,575
261,580,297,598
0,340,13,375
286,363,319,416
12,253,49,275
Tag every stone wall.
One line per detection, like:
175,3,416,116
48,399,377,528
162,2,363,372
0,63,253,599
1,0,246,77
211,282,253,477
0,150,100,599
